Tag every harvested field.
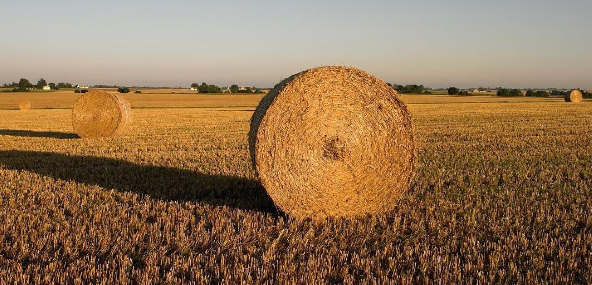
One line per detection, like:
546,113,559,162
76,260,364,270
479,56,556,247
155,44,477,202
0,94,591,283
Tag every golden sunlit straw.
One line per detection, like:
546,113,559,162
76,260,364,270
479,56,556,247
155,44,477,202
19,101,31,111
72,90,132,138
249,66,416,219
565,90,583,102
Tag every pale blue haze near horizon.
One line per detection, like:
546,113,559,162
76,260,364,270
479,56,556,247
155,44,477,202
0,0,591,88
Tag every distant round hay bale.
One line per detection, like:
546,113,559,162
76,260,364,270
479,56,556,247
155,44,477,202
19,101,31,111
249,66,416,219
72,90,131,138
565,90,583,102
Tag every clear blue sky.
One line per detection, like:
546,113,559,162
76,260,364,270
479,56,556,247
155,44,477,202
1,0,590,88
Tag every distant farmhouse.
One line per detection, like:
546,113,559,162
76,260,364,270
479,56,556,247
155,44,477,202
42,85,51,90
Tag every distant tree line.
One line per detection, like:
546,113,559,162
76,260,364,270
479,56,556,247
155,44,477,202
93,84,119,88
189,82,263,94
447,87,469,96
190,82,221,93
389,84,432,94
550,89,592,98
496,88,524,97
55,82,74,88
496,89,590,98
229,84,264,94
525,90,549,98
2,78,74,92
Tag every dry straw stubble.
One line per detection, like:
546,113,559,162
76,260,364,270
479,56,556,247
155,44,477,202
565,90,583,102
72,90,131,138
249,66,416,219
19,101,31,111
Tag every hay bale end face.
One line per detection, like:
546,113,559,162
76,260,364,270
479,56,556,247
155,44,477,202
249,66,416,219
565,90,583,102
72,90,131,138
19,101,31,111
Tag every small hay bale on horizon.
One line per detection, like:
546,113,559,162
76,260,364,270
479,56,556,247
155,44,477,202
72,90,131,138
565,90,583,102
19,101,31,111
249,66,416,219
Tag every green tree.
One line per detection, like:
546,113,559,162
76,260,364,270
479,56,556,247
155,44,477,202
230,84,239,93
198,82,221,93
511,89,523,96
390,84,429,94
448,87,460,95
48,83,57,90
18,78,32,88
4,81,18,87
526,90,549,98
535,91,549,97
36,78,47,89
118,87,130,93
57,82,73,88
191,83,199,89
497,88,524,97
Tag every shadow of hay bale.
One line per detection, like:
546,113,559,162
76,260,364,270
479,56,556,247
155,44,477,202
0,129,79,139
0,150,277,214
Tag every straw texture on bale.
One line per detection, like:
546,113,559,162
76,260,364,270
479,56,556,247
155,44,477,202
19,101,31,111
72,90,131,138
565,90,583,102
249,66,416,219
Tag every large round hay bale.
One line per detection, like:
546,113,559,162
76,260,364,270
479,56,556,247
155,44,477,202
19,101,31,111
565,90,583,102
72,90,131,138
249,66,416,219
